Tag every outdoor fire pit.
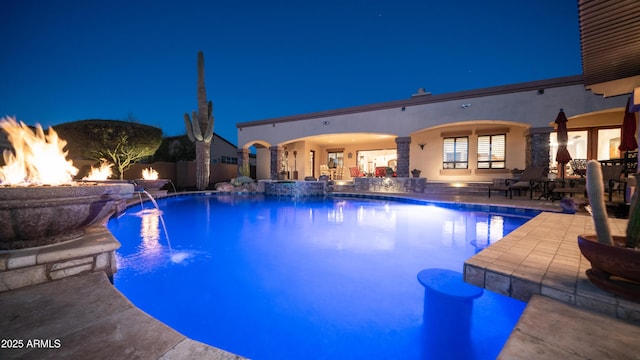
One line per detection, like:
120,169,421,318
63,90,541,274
0,182,134,250
134,179,170,192
0,117,135,250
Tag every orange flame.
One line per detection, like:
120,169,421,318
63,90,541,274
83,161,113,181
0,116,78,186
142,167,159,180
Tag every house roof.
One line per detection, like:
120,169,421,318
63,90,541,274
237,75,584,128
579,0,640,96
164,133,238,150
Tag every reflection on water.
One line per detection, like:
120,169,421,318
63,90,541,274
115,208,190,273
474,214,505,251
249,199,514,254
138,209,162,255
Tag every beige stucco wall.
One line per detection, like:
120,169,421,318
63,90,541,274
237,79,630,182
411,122,528,182
238,84,627,148
255,147,271,179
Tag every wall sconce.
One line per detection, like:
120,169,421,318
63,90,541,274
323,121,330,125
418,143,426,150
460,104,471,109
401,107,406,111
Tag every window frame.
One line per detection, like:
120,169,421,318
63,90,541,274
442,136,469,169
327,149,344,168
477,134,506,169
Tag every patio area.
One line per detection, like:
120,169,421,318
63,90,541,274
1,191,639,359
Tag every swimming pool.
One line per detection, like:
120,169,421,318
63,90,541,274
108,194,533,359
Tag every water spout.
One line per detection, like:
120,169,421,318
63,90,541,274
137,189,188,263
167,179,177,193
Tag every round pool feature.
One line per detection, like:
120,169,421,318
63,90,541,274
418,268,485,359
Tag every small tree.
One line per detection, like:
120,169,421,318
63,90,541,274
54,119,163,179
152,135,196,162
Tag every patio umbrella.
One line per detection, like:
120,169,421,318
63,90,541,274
555,109,572,179
618,97,638,153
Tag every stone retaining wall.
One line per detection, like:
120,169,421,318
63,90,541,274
261,180,326,198
354,177,426,193
0,227,119,292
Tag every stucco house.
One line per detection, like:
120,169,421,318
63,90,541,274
235,0,639,186
236,76,633,184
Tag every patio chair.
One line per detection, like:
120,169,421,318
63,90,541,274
569,159,588,177
507,166,547,199
349,167,365,178
375,166,386,177
550,178,586,202
334,166,344,180
601,163,627,202
623,150,638,176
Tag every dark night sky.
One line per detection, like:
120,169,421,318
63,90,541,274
0,0,582,145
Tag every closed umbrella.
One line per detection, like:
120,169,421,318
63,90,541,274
555,109,572,179
619,97,638,153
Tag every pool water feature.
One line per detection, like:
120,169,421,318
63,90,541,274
108,194,533,359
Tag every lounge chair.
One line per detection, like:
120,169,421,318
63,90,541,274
506,166,547,199
488,178,511,198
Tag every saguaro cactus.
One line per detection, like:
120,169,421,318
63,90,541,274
184,51,215,190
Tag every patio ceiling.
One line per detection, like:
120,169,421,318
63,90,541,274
300,133,396,147
578,0,640,96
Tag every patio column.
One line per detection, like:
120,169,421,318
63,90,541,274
237,148,249,175
269,146,281,180
525,127,552,170
395,136,411,178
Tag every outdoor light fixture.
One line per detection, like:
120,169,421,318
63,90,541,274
537,89,545,95
401,107,406,111
418,143,426,150
461,104,471,109
323,121,330,125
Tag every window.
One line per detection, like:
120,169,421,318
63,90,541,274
549,130,588,171
597,128,622,160
443,137,468,169
327,150,344,168
356,148,397,174
220,156,238,164
477,134,506,169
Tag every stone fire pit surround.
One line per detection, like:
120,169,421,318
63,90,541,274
0,182,135,250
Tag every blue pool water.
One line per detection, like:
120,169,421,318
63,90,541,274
108,194,533,359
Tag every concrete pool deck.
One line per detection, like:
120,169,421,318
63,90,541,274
1,192,639,359
0,271,245,360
